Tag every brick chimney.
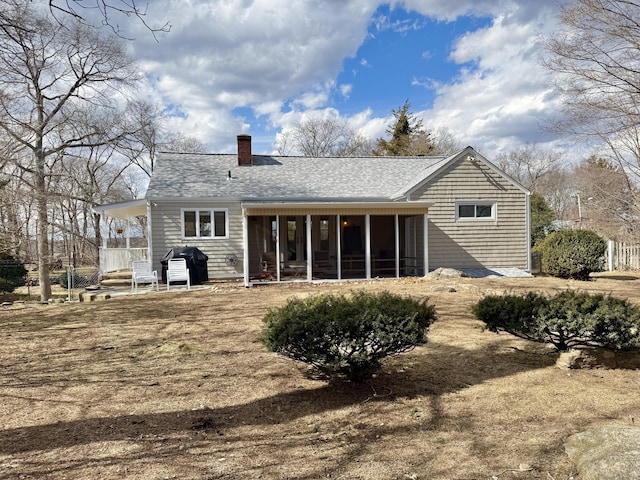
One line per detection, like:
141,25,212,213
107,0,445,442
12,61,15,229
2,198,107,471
237,134,252,166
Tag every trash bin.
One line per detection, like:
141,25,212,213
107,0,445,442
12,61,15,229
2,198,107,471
161,247,209,285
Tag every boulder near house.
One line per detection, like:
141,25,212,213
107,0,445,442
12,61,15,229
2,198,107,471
94,135,531,287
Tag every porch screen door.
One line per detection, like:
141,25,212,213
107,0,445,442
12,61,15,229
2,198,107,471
404,216,418,275
286,216,307,262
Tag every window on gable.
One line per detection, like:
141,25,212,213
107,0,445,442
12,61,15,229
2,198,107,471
182,209,228,238
456,202,496,220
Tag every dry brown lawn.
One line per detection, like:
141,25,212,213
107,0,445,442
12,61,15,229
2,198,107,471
1,274,639,479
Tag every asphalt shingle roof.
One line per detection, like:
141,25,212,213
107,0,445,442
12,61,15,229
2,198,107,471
146,153,454,201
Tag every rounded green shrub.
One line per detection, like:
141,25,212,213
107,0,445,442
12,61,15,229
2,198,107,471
472,290,640,351
471,292,547,342
537,290,640,351
262,290,437,381
0,254,28,293
533,229,606,280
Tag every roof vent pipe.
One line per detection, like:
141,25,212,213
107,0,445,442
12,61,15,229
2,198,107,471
237,134,252,166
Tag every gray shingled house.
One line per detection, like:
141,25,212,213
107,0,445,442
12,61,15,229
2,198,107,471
95,134,531,286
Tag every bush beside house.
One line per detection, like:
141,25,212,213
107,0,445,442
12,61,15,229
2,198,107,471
533,229,606,280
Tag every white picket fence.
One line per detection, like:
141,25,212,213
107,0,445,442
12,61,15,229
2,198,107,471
607,241,640,271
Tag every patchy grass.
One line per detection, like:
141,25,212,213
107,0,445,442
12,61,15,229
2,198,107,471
1,275,639,479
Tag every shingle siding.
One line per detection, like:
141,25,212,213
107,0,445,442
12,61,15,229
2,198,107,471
413,157,529,269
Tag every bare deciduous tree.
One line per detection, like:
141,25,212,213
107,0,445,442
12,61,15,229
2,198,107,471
545,0,640,138
0,1,141,300
45,0,170,39
429,126,464,156
494,143,564,192
573,156,637,240
162,131,207,155
120,100,206,176
276,115,372,157
58,143,138,265
544,0,640,230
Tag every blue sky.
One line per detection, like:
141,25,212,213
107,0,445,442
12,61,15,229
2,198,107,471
127,0,567,157
322,8,492,115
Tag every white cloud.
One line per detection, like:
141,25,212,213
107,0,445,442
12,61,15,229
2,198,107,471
126,0,570,156
131,0,381,149
340,84,353,98
408,2,565,155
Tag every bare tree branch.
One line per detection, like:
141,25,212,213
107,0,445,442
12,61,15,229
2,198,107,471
543,0,640,235
276,115,372,157
46,0,171,41
0,2,143,299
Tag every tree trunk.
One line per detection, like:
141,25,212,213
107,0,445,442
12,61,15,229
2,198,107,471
35,151,52,301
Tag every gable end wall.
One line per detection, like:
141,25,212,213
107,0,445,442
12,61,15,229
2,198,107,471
412,157,529,269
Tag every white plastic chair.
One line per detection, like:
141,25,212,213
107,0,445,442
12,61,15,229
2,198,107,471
166,258,191,291
131,261,159,293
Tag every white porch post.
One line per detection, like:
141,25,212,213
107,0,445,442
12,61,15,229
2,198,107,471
146,202,153,265
365,214,371,279
423,213,429,276
394,214,400,278
242,209,250,287
275,215,281,282
526,192,531,272
98,212,108,274
125,218,131,249
336,214,342,280
306,214,312,280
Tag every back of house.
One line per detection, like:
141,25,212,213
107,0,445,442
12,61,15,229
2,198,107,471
140,134,530,285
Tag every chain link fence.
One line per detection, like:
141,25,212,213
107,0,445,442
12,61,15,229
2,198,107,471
61,266,100,301
1,261,99,302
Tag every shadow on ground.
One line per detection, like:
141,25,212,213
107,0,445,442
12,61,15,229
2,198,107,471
0,337,557,456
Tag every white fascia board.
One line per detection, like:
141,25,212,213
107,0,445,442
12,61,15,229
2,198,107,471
92,199,148,219
146,196,243,203
240,200,432,210
403,147,531,200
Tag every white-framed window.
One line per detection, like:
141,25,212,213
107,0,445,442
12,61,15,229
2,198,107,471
182,208,228,239
456,201,496,221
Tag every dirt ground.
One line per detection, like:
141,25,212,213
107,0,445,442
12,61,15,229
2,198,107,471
1,273,639,480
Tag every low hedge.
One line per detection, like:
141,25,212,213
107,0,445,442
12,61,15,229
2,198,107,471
472,290,640,351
